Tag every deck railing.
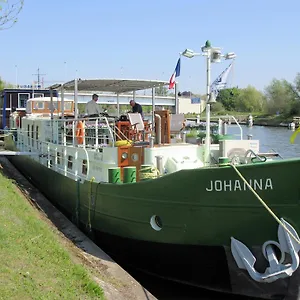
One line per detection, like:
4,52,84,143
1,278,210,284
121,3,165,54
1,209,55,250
55,117,116,149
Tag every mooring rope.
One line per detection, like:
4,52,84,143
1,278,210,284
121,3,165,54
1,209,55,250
229,163,300,244
139,166,160,180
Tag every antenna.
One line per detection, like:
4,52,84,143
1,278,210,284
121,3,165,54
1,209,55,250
32,67,46,89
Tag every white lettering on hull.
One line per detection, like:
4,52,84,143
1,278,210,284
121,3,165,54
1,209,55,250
206,178,273,192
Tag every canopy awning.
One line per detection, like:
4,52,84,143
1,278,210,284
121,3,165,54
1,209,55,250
48,78,169,94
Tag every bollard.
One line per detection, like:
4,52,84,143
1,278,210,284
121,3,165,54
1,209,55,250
155,155,163,175
222,122,228,135
149,136,155,148
181,132,186,143
123,166,136,183
108,167,121,183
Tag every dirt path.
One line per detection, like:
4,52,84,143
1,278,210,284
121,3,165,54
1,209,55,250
0,157,156,300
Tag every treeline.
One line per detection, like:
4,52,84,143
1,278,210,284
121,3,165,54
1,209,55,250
0,77,14,90
213,73,300,116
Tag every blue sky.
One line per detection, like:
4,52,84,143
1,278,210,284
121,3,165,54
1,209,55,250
1,0,300,94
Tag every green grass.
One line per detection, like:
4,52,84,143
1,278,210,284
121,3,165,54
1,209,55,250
0,171,104,300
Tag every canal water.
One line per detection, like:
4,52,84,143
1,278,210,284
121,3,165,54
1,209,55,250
104,125,300,300
228,124,300,159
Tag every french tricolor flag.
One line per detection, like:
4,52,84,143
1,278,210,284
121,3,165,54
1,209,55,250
169,57,181,89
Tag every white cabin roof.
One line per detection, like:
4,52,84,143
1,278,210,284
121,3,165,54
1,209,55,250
48,78,169,94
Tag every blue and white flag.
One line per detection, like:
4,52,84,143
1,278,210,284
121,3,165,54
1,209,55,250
210,62,233,96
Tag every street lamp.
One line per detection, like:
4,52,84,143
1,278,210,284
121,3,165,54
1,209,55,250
181,40,236,166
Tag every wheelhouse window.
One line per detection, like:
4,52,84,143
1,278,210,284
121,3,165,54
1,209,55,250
49,102,58,112
33,101,44,110
33,93,44,98
18,93,30,108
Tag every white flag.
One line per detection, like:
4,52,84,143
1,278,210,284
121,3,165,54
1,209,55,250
210,63,233,96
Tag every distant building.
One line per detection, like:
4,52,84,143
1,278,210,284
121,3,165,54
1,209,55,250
178,96,206,114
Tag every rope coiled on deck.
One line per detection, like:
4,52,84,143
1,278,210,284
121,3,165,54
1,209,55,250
139,166,160,180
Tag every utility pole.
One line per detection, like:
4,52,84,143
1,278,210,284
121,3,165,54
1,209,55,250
32,68,46,89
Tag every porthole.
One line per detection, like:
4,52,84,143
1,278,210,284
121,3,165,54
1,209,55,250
150,215,162,231
131,153,139,162
121,152,128,160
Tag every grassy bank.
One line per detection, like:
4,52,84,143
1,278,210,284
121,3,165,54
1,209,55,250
0,169,104,299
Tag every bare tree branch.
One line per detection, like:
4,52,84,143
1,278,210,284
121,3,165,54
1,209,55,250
0,0,24,30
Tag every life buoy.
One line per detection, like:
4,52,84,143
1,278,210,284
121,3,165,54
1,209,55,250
76,121,85,144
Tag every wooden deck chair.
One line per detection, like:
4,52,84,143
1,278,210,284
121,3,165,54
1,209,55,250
128,113,150,141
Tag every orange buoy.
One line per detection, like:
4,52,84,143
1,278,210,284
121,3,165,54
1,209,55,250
76,121,85,144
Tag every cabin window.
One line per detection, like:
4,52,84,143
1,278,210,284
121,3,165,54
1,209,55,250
57,152,61,164
48,102,58,112
36,126,39,149
67,155,73,169
18,93,30,108
33,93,44,98
64,102,72,111
31,125,34,146
27,124,30,137
36,126,39,140
82,159,88,175
34,102,44,110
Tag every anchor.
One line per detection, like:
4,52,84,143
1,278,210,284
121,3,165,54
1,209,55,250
231,218,300,283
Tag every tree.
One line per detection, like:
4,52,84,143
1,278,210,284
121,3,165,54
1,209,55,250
235,86,266,112
293,73,300,92
0,77,14,91
216,87,240,111
155,85,169,96
211,101,225,113
287,74,300,115
264,79,297,115
0,0,24,30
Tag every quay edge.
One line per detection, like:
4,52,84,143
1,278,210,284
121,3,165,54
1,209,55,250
0,156,156,300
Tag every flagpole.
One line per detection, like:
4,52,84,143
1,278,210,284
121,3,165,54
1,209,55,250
180,42,236,167
204,49,211,166
169,55,181,114
175,82,179,114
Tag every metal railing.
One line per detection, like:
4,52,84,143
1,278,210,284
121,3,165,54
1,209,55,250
54,117,116,149
15,128,92,182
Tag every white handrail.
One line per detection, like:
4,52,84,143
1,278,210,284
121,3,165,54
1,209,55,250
230,115,243,140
